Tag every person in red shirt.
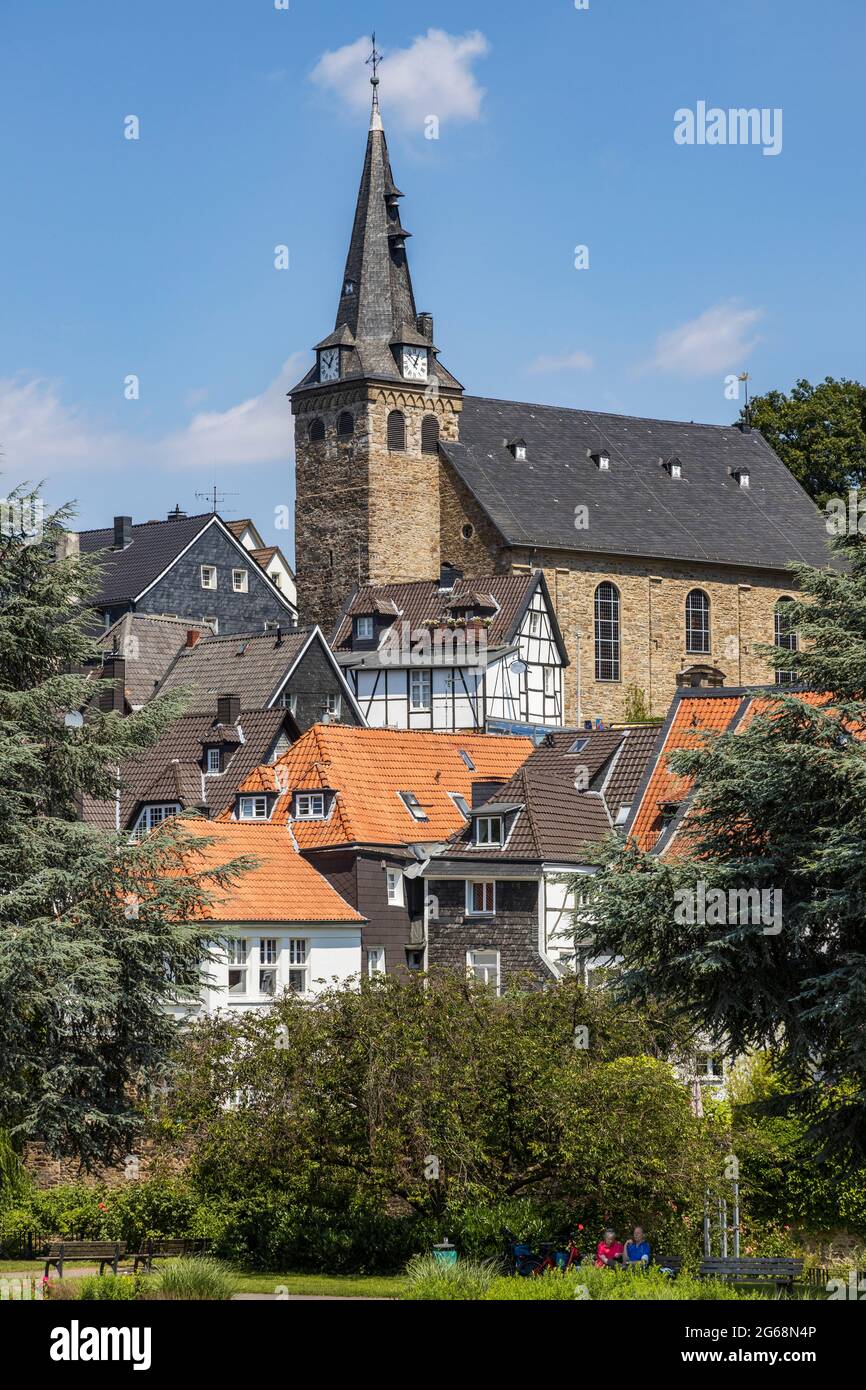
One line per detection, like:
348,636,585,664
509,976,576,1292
595,1228,624,1268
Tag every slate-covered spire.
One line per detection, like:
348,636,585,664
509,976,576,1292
291,43,461,395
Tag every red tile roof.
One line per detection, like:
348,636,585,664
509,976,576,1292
224,724,535,849
177,819,364,922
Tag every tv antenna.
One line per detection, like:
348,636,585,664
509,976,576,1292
195,485,238,515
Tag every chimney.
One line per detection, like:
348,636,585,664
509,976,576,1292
55,530,80,562
438,562,463,592
217,692,241,726
471,778,506,809
113,516,132,550
186,629,202,648
99,656,126,714
167,504,187,520
416,312,434,342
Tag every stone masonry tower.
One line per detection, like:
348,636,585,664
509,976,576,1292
291,51,463,630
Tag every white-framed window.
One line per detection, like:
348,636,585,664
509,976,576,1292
239,795,269,820
259,937,278,996
232,569,249,593
385,868,404,905
398,790,428,822
287,938,308,993
295,792,325,820
475,816,503,847
277,690,298,714
324,693,341,717
467,948,500,991
200,565,217,590
355,616,374,640
410,669,432,711
543,667,555,695
466,880,496,915
367,946,385,976
206,747,221,774
227,938,248,996
528,610,541,636
133,803,181,836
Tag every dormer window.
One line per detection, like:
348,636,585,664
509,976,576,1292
507,437,527,461
662,456,682,480
295,792,325,820
354,616,374,641
589,449,610,471
239,795,269,821
475,815,503,847
205,747,221,775
343,278,356,297
732,468,750,489
398,790,429,822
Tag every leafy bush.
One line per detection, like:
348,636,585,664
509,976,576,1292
0,1177,199,1255
150,1257,237,1301
76,1274,141,1301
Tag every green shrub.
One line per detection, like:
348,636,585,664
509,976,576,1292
150,1256,237,1301
76,1275,141,1301
403,1253,500,1301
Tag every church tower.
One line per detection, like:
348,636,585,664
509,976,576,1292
291,49,463,630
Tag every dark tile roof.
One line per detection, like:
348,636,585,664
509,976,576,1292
436,762,612,865
439,397,833,571
96,614,215,708
78,513,215,607
156,627,315,713
600,725,663,816
331,571,566,658
501,724,660,825
81,708,292,831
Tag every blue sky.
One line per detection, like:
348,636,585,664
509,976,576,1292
1,0,863,558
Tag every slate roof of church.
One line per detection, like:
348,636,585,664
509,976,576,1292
440,397,832,571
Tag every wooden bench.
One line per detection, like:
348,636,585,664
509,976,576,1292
44,1241,126,1279
131,1238,211,1273
700,1256,804,1292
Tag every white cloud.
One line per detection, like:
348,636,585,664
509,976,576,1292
310,30,489,129
643,301,764,377
526,350,594,375
0,354,306,485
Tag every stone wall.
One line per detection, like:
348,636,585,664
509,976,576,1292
25,1140,181,1191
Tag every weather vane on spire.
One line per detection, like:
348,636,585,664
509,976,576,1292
366,32,383,128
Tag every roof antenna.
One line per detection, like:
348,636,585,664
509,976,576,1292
195,484,238,515
367,32,383,131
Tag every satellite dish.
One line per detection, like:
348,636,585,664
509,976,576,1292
510,659,527,675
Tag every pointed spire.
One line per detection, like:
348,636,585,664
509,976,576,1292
368,32,383,132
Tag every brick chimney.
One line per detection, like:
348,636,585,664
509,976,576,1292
55,530,80,562
217,693,241,726
99,656,126,714
186,629,202,648
113,516,132,550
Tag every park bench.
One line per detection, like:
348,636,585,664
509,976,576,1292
131,1238,211,1273
44,1240,126,1279
699,1256,804,1293
654,1254,803,1292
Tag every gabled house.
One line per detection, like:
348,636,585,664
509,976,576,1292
154,625,364,732
331,569,568,731
80,697,296,834
225,518,297,610
75,510,297,633
422,725,660,991
221,724,535,976
92,614,215,712
170,820,365,1015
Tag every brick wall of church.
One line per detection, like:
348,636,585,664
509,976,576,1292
513,549,799,724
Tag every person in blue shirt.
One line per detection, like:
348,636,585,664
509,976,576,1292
624,1225,651,1266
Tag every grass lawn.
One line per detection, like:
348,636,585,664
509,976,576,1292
0,1260,47,1273
233,1271,407,1298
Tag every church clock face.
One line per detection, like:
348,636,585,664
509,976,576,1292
402,346,428,381
319,348,340,383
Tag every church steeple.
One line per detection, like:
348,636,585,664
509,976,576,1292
291,38,461,397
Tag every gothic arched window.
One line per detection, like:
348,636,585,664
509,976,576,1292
337,411,354,439
774,597,799,684
685,589,710,654
387,410,406,452
594,582,621,682
308,417,325,443
421,415,440,454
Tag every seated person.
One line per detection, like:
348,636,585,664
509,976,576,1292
595,1228,624,1267
624,1225,651,1266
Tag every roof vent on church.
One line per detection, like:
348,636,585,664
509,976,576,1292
661,455,683,479
506,437,528,461
588,448,611,471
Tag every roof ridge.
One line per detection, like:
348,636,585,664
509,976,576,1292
464,394,744,433
77,511,212,537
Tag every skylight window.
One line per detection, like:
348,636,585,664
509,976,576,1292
449,792,471,818
568,737,589,753
398,791,429,822
459,749,476,771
